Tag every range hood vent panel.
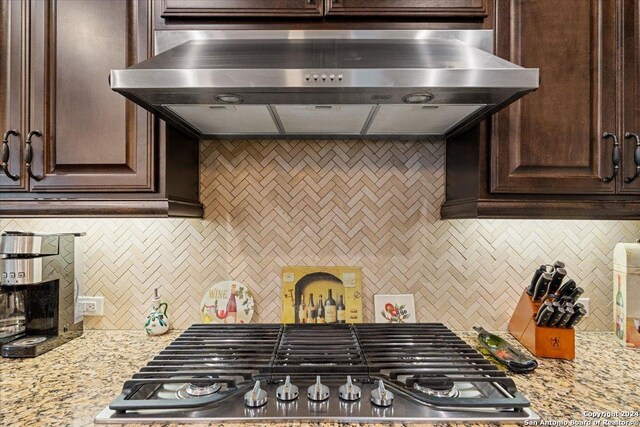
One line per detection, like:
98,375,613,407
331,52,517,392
112,30,539,138
367,104,486,135
165,105,279,135
274,105,374,135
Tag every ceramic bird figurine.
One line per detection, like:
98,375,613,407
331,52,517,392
144,288,169,335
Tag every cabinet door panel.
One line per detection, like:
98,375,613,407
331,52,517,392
325,0,488,17
160,0,324,18
29,0,153,192
491,0,617,194
0,0,27,191
621,0,640,193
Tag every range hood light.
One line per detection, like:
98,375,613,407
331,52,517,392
215,94,244,104
402,93,434,104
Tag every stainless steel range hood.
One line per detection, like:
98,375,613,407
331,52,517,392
110,30,538,138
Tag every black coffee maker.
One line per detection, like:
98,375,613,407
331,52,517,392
0,231,85,357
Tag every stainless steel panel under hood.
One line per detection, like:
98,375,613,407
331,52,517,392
110,30,538,138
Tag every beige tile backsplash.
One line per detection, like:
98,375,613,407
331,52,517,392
1,138,638,330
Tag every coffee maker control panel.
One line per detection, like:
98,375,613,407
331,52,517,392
1,258,43,285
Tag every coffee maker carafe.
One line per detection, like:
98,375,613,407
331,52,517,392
0,231,85,358
0,290,26,343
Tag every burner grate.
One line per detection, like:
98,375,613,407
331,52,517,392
272,324,368,375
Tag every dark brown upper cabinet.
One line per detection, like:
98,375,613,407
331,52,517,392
621,0,640,193
27,0,153,192
324,0,488,18
490,0,617,195
442,0,640,220
0,0,27,192
160,0,324,18
0,0,202,217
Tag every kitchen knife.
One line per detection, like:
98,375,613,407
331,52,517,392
566,307,586,328
540,293,559,304
567,286,584,303
527,264,548,296
536,304,555,326
547,306,565,326
556,306,575,328
535,301,553,322
556,279,577,299
553,261,565,270
532,272,553,302
548,267,567,294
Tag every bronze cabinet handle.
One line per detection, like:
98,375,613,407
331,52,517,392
25,130,43,182
1,129,20,181
601,132,620,183
624,132,640,184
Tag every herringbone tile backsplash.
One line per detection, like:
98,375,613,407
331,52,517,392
1,138,638,330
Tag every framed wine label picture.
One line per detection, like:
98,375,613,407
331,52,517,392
374,294,417,323
200,281,255,324
281,266,363,324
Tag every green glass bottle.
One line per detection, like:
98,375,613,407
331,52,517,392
473,326,538,373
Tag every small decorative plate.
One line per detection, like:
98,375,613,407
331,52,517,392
200,281,254,324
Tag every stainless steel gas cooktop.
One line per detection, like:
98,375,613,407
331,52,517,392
95,323,538,424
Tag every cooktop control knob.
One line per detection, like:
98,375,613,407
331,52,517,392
338,375,361,401
244,380,268,408
307,375,330,401
371,380,394,407
276,375,299,401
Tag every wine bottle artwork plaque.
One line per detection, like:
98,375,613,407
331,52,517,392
281,266,362,324
200,281,255,324
613,242,640,348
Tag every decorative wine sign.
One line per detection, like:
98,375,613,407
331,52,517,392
281,266,363,324
200,281,254,324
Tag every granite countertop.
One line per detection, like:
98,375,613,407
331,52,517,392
1,330,638,427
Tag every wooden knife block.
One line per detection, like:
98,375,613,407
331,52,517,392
508,291,575,360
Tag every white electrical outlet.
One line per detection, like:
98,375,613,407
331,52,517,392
79,296,104,316
577,298,590,317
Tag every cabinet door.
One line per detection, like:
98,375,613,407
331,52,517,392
325,0,487,17
621,0,640,193
490,0,617,194
160,0,323,18
0,0,27,191
28,0,153,192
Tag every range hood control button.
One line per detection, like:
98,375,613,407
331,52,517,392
321,74,327,80
330,74,335,81
338,74,343,81
305,74,310,81
313,74,318,81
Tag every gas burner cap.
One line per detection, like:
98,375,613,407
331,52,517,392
177,380,222,398
413,375,459,398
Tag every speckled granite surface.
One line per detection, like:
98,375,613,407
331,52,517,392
0,331,638,427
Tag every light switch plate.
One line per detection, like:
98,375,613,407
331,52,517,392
79,296,104,316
